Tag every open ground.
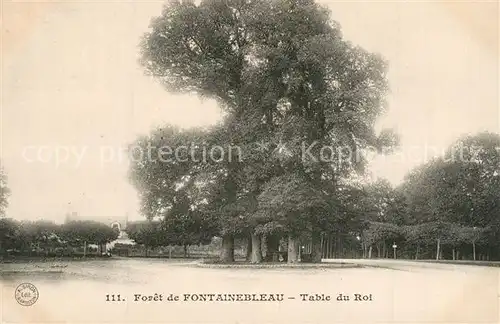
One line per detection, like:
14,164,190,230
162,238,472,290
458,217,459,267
1,258,499,323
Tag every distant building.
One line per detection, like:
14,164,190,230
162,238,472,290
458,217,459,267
64,212,136,250
64,212,129,232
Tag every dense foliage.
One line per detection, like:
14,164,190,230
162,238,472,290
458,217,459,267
131,0,397,263
358,132,500,260
0,219,119,257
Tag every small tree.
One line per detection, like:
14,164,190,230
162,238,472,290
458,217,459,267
0,163,10,217
126,221,165,256
0,218,19,255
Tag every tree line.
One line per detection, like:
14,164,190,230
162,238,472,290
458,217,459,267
125,217,214,257
127,131,500,262
0,219,119,257
369,132,500,261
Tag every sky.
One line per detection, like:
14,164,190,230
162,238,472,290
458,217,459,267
2,0,498,222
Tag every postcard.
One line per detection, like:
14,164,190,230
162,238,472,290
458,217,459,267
1,0,499,323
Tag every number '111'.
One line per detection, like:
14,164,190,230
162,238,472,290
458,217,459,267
106,294,122,301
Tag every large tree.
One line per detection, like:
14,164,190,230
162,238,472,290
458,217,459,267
136,0,395,262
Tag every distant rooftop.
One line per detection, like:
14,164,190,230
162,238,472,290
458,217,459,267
64,212,130,230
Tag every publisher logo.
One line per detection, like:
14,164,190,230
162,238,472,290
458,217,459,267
15,283,39,306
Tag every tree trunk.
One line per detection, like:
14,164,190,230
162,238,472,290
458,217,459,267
246,236,252,261
452,248,456,260
436,238,440,260
265,234,278,261
169,246,172,259
328,236,332,258
325,236,330,258
265,234,279,261
334,235,338,258
376,243,381,258
220,234,234,263
183,245,188,258
261,235,267,259
320,234,324,259
332,236,336,258
266,234,280,252
415,245,420,260
337,236,342,258
368,245,372,259
287,235,299,263
382,243,387,259
311,230,322,263
83,241,87,258
472,242,476,261
250,233,262,263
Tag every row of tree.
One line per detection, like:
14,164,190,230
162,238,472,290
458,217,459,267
127,131,500,262
125,217,214,257
359,131,500,261
0,219,119,257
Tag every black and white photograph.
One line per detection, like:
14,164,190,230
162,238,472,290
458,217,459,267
1,0,498,323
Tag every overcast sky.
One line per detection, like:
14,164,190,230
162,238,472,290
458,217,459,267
2,0,498,222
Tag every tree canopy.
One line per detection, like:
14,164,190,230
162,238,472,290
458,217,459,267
0,219,119,257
